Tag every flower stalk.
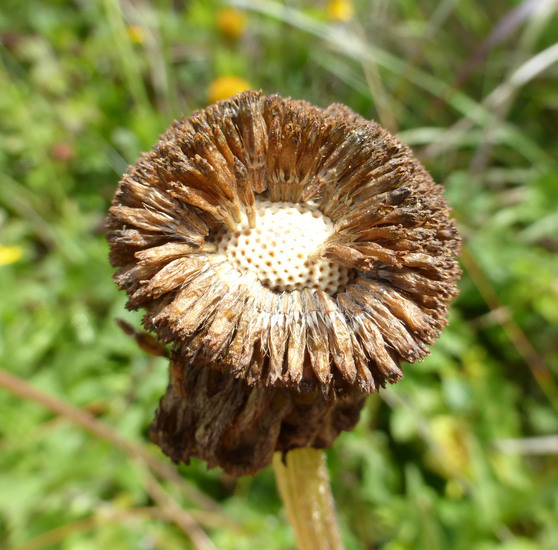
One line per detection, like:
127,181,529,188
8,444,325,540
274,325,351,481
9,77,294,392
273,449,344,550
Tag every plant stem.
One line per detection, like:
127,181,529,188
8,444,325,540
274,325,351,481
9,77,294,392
273,448,344,550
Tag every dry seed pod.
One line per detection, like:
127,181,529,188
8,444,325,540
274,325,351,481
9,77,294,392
107,91,460,474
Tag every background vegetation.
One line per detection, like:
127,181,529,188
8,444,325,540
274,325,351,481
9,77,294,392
1,0,558,548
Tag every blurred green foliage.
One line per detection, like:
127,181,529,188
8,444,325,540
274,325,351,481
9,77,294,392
1,0,558,548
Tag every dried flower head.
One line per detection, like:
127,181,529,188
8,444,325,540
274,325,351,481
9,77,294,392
107,91,460,474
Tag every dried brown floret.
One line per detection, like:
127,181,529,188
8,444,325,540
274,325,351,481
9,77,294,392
151,357,365,476
107,90,461,474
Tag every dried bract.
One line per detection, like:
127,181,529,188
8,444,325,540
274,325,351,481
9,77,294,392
107,91,460,474
151,359,365,476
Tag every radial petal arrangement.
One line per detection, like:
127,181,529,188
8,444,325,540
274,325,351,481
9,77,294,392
107,90,461,474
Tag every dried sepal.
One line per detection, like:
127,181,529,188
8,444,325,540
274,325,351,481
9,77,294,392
151,358,365,476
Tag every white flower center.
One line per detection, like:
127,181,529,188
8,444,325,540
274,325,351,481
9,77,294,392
215,199,349,294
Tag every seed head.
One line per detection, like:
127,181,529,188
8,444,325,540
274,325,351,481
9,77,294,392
107,91,461,474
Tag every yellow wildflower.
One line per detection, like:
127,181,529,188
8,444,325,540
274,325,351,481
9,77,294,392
126,25,147,44
216,8,247,41
327,0,354,22
0,244,23,266
207,76,251,104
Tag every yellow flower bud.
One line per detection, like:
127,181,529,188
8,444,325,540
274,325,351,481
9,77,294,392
207,76,251,104
0,244,23,266
327,0,354,22
216,8,247,41
126,25,147,44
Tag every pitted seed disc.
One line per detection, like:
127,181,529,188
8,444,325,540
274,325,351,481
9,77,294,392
214,199,350,294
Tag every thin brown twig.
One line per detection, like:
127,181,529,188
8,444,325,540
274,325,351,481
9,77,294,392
8,505,234,550
8,501,237,550
137,461,218,550
460,245,558,410
9,507,170,550
0,368,221,513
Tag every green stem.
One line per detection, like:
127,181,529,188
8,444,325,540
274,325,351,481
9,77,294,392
273,448,344,550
